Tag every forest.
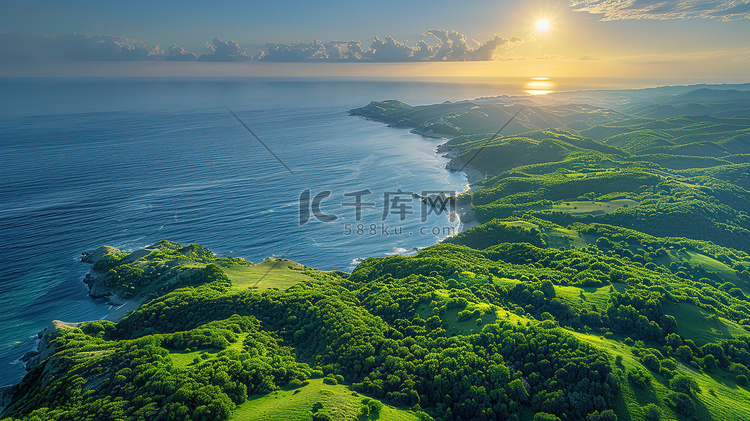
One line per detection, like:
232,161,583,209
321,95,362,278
3,86,750,420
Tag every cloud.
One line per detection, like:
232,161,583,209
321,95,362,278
51,33,163,60
1,29,525,64
197,37,250,62
570,0,750,21
411,40,434,61
368,36,416,61
424,29,472,60
0,32,200,62
464,35,523,60
164,44,198,61
256,40,366,62
253,30,524,62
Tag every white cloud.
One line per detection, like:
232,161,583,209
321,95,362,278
367,36,415,61
164,44,198,61
253,30,524,62
570,0,750,21
1,30,525,64
256,40,366,62
198,37,250,62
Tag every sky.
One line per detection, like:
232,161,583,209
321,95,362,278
1,0,749,79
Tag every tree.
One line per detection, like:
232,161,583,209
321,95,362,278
585,410,618,421
642,403,662,421
665,333,682,348
667,392,694,415
669,375,700,397
533,413,561,421
641,354,661,372
627,368,652,388
703,354,719,371
675,345,693,362
508,378,529,403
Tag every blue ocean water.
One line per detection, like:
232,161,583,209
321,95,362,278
0,77,668,386
0,78,509,385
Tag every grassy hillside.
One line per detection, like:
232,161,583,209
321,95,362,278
232,379,418,421
4,88,750,421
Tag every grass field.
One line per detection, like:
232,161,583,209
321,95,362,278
663,301,747,345
169,332,249,370
551,199,639,215
546,226,588,249
502,220,540,230
555,283,626,311
230,379,419,421
217,258,310,291
416,287,532,334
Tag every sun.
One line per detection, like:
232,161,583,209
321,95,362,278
535,18,551,32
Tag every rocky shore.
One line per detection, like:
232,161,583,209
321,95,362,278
435,141,486,231
0,320,86,414
80,245,128,306
8,248,145,377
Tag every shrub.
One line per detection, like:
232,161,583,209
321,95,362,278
703,354,719,371
288,379,308,389
661,359,677,371
669,375,700,397
585,410,617,421
641,354,661,372
361,397,383,414
667,392,694,415
533,413,561,421
627,367,652,388
642,403,662,421
675,345,693,361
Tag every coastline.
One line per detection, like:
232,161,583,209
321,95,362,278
349,115,484,233
349,103,486,234
104,298,148,322
5,248,148,385
3,102,484,398
434,135,484,233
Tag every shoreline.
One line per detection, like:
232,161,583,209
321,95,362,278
80,247,151,322
3,106,484,397
368,119,485,235
6,250,148,385
433,137,484,234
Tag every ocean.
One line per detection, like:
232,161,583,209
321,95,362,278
0,76,678,386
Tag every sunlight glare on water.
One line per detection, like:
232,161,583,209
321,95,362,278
525,77,555,96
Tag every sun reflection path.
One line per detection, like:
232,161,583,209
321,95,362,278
525,77,554,95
